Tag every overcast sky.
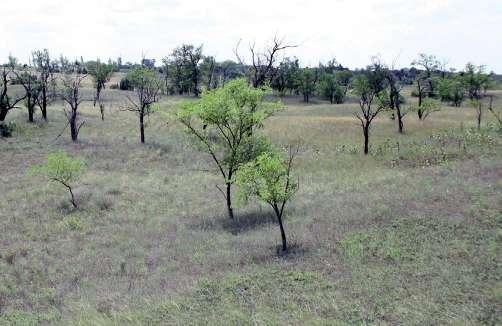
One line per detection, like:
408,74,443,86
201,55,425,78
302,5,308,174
2,0,501,72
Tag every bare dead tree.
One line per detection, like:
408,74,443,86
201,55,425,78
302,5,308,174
60,68,87,142
14,67,42,123
234,36,297,88
32,49,56,121
0,66,26,124
121,67,161,143
487,95,502,127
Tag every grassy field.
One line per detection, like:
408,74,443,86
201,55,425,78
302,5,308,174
0,85,501,325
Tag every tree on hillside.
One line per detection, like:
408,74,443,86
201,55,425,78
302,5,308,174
236,146,299,252
0,66,26,133
177,79,281,219
86,59,114,116
352,70,388,154
14,68,42,123
235,36,296,88
32,49,56,121
60,64,87,142
122,67,162,143
170,44,203,97
31,152,85,209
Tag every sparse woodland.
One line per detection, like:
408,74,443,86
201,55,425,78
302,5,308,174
0,41,501,324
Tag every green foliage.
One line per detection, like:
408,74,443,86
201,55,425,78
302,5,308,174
31,152,85,207
412,97,441,120
437,75,465,106
317,73,345,104
236,150,297,207
126,66,160,90
31,152,85,185
463,63,490,100
299,68,316,102
86,60,113,89
177,79,280,175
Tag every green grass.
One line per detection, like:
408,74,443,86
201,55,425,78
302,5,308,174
0,88,501,325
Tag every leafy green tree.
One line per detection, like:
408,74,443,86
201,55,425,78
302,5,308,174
236,147,298,252
463,63,490,100
177,79,280,219
31,152,85,208
299,68,316,103
122,67,162,143
318,73,344,104
437,76,465,106
86,59,114,110
335,70,353,98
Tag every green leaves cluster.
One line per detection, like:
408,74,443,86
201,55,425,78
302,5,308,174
31,151,85,186
178,78,281,178
235,150,298,207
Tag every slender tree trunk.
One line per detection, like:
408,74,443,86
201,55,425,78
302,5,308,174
139,112,145,143
226,181,234,220
41,87,48,121
396,103,404,133
0,109,7,122
274,206,287,251
68,186,77,208
363,124,370,155
477,102,482,130
70,109,78,142
28,106,34,123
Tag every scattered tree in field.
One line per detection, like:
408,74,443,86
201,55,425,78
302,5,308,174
335,70,353,99
31,152,85,208
0,66,26,129
352,71,388,154
384,67,406,133
271,57,301,96
318,73,344,104
469,99,484,130
235,36,296,88
236,147,299,252
299,68,317,103
170,44,203,96
86,59,114,113
14,68,42,123
60,64,87,142
437,75,465,106
201,56,216,90
177,79,280,219
412,53,439,97
32,49,55,121
463,63,489,100
122,67,162,143
487,95,502,128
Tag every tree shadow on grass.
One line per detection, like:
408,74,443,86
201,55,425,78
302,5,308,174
188,210,276,235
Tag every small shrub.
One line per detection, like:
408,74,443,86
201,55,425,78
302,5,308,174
31,152,85,208
0,121,17,137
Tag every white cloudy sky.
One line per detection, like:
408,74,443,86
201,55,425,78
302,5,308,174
2,0,501,71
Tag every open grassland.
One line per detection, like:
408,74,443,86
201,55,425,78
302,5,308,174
1,88,501,325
